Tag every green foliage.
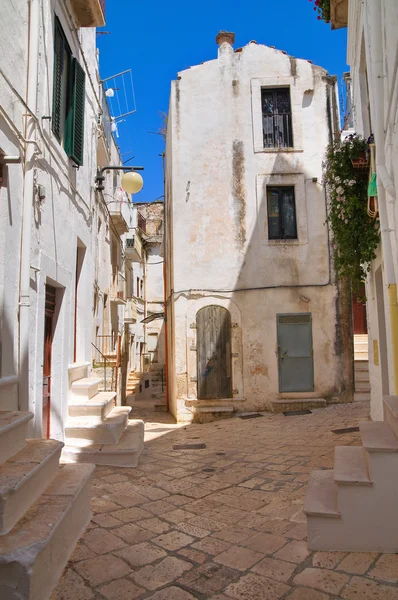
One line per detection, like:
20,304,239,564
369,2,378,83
323,135,380,292
309,0,331,23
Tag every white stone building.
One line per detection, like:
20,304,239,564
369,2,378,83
0,0,144,594
304,0,398,554
165,32,353,422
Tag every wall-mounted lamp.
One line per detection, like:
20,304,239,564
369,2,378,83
95,166,144,194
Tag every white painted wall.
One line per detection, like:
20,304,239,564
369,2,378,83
347,0,398,421
166,39,351,421
0,0,109,436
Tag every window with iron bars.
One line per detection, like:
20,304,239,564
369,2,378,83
261,88,293,149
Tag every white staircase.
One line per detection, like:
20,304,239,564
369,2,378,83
0,410,94,600
62,364,145,467
304,395,398,552
354,334,370,402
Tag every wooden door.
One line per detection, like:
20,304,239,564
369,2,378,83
352,283,367,334
43,285,56,438
277,313,314,393
197,306,232,399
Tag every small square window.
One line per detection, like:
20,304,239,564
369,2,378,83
262,88,293,148
267,186,297,240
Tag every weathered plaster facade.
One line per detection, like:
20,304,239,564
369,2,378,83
165,36,353,422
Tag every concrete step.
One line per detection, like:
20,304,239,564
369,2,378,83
353,391,371,402
70,377,102,401
354,381,371,392
333,446,372,486
354,360,369,372
0,439,63,534
68,391,116,421
354,370,370,382
304,470,340,519
270,398,326,413
62,421,144,468
354,352,369,361
0,463,94,600
65,407,131,445
360,421,398,453
0,411,33,463
384,395,398,440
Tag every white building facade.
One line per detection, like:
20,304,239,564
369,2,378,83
165,33,353,422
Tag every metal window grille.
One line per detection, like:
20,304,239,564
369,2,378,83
262,88,293,148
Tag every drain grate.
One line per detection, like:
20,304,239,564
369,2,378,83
332,426,360,434
283,410,312,416
173,443,206,450
239,413,264,420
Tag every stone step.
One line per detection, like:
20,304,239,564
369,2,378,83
333,446,372,486
195,405,235,414
0,411,33,463
304,470,340,518
360,421,398,453
68,391,116,420
354,370,370,382
354,360,369,372
70,377,102,401
62,421,144,468
0,439,63,534
354,352,369,361
353,391,371,402
384,395,398,440
354,381,371,392
270,398,326,413
0,463,94,600
65,407,131,445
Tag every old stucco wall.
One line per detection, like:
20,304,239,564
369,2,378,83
166,40,351,421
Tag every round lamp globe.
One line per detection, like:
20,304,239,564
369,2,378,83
121,171,143,195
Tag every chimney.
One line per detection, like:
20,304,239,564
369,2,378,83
216,31,235,56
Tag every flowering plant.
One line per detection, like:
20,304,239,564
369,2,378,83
309,0,331,22
323,134,380,292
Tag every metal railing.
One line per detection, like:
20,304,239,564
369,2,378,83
91,342,108,391
96,334,116,358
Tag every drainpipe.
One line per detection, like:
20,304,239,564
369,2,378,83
161,151,169,412
19,0,40,422
364,0,398,393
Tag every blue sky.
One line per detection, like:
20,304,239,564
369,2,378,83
97,1,348,203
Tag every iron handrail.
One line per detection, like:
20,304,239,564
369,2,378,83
91,342,108,392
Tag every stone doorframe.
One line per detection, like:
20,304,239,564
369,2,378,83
186,297,244,401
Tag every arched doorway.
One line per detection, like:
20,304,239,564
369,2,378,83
196,305,232,399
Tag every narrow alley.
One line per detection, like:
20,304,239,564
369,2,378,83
51,399,398,600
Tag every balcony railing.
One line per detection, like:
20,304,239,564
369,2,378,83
137,212,146,234
111,271,126,304
109,200,129,235
69,0,105,27
125,234,142,262
125,297,138,323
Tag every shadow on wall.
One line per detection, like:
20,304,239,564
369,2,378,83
184,142,351,408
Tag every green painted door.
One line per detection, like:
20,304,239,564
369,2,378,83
277,313,314,392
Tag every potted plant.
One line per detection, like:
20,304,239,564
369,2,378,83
309,0,331,23
323,134,380,293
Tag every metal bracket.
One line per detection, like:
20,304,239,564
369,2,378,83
232,322,239,328
189,323,197,329
233,388,239,394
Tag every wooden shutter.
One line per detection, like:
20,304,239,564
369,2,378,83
52,18,64,140
66,58,85,165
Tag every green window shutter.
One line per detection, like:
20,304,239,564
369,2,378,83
66,58,86,166
52,18,64,140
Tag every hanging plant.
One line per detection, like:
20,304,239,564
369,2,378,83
309,0,331,22
323,134,380,293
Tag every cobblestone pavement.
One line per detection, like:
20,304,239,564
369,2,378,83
52,400,398,600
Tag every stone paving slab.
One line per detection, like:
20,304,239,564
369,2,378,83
51,400,398,599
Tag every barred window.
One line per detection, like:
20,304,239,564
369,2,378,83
262,88,293,148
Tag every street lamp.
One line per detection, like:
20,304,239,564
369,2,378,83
95,166,144,193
